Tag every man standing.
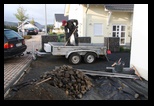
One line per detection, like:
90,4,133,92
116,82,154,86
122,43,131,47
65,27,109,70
62,19,79,46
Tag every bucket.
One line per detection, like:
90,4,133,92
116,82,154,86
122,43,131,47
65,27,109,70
113,61,125,73
107,50,111,54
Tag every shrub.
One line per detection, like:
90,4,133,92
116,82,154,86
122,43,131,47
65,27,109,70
48,32,57,35
23,35,32,39
4,25,18,32
48,32,65,42
120,46,130,52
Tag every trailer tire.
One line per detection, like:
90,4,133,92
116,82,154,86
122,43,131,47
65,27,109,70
69,53,81,65
84,52,96,64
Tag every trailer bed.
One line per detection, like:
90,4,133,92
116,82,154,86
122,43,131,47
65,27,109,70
49,42,105,46
47,42,107,56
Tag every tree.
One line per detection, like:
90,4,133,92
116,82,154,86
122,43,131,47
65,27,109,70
47,25,54,33
14,5,29,35
30,17,35,25
14,5,29,22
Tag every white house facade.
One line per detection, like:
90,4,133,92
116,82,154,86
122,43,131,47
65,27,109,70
64,4,133,47
130,4,148,81
54,14,68,28
17,21,37,32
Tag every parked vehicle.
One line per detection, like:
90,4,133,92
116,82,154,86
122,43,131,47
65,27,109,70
26,28,38,35
4,29,27,59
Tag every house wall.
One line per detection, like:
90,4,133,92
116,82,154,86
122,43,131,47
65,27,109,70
67,4,84,37
84,5,108,43
54,21,62,29
18,23,37,31
84,5,132,44
109,12,132,46
24,24,37,29
67,4,132,45
130,4,148,81
53,19,64,33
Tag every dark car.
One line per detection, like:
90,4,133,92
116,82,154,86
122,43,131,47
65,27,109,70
4,29,27,59
26,28,38,35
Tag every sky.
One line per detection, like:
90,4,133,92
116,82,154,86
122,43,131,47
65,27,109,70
4,4,66,25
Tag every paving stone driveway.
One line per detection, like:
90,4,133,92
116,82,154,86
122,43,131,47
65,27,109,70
4,34,42,97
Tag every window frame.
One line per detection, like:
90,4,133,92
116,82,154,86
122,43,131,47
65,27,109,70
112,24,126,45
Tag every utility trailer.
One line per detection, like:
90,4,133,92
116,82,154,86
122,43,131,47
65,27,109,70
41,42,108,65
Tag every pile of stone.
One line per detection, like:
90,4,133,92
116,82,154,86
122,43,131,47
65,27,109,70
40,65,93,99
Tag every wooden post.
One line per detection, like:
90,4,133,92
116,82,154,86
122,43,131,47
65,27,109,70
35,77,51,85
132,65,142,81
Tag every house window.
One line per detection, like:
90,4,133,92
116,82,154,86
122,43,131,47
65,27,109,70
112,25,126,45
93,23,103,36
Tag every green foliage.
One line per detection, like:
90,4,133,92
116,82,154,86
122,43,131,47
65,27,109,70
120,46,130,52
4,25,18,32
48,33,65,42
14,5,29,22
57,34,65,42
47,25,54,30
47,25,54,33
48,32,56,35
120,47,124,52
60,26,64,30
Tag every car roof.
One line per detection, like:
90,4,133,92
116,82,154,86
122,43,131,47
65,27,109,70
4,29,12,31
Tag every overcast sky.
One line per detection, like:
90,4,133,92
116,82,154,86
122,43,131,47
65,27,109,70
4,4,66,25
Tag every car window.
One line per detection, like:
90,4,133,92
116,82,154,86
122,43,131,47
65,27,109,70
28,28,34,30
4,30,23,40
4,36,7,43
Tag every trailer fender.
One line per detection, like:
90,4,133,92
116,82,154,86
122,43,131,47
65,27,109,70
65,50,99,59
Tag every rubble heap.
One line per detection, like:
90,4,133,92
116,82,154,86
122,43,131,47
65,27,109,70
40,65,93,99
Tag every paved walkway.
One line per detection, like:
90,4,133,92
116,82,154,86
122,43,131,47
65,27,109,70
4,34,42,98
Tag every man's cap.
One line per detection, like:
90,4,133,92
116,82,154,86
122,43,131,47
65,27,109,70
62,20,67,26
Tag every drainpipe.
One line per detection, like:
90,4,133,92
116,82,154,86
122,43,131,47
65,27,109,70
107,11,112,26
86,4,89,13
104,5,112,26
85,4,89,37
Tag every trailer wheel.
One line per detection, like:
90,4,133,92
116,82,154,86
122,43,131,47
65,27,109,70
84,52,96,64
69,53,81,65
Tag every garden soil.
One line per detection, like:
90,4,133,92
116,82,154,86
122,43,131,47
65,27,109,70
5,52,148,100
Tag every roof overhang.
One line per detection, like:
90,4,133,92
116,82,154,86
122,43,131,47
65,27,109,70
17,20,30,28
104,4,134,12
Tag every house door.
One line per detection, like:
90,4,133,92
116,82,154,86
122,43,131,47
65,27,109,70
112,25,126,45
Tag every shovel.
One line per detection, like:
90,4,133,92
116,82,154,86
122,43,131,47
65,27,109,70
64,28,77,46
